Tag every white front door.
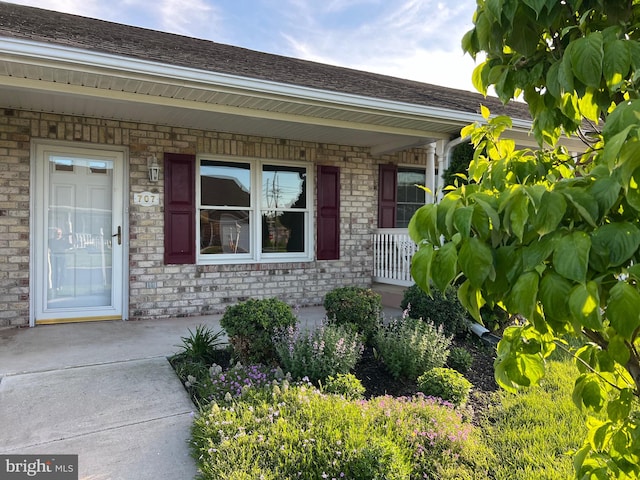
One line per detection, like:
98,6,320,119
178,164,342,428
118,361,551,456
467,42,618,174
33,142,127,324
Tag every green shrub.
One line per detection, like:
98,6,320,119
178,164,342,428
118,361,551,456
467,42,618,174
322,373,366,400
220,298,297,364
417,367,473,407
324,286,381,342
400,284,470,337
448,346,473,373
192,385,491,479
373,317,451,380
274,323,363,383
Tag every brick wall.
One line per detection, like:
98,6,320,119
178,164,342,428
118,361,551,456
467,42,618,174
0,108,427,327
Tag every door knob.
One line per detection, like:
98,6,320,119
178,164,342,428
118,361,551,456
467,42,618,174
112,226,121,245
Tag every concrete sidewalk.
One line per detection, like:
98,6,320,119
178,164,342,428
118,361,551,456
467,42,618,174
0,305,400,479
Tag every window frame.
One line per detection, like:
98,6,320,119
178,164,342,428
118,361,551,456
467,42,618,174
196,155,314,265
395,165,427,229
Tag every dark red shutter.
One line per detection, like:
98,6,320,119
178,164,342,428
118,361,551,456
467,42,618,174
164,153,196,264
378,164,397,228
317,165,340,260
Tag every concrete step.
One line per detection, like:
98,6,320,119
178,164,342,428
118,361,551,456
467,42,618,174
371,283,409,309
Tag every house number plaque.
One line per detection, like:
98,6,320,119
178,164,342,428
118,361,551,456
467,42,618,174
134,191,160,206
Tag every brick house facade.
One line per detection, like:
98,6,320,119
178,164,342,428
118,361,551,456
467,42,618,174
0,3,554,327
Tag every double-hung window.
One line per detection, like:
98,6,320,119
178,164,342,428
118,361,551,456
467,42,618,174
198,157,312,263
396,167,426,228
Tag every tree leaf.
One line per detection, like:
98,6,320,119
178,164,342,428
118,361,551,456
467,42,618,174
569,282,602,330
626,166,640,213
588,174,621,215
457,279,485,323
432,242,458,293
522,0,546,17
554,231,591,283
539,271,572,323
607,335,631,367
563,189,599,227
408,203,438,244
603,38,630,91
453,206,474,238
509,190,530,242
534,190,566,235
606,282,640,341
523,234,556,271
459,237,495,287
607,388,634,423
410,244,434,297
590,222,640,268
570,33,604,88
573,373,607,412
506,271,539,320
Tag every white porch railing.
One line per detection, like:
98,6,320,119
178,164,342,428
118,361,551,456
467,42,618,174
373,229,417,286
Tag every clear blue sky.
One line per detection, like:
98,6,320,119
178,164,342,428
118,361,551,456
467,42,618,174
7,0,480,92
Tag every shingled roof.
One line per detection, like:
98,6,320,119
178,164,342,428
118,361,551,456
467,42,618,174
0,1,529,120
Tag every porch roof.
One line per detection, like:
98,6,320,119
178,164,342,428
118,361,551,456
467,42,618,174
0,2,534,154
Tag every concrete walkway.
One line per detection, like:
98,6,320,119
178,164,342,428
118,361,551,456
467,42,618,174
0,306,400,479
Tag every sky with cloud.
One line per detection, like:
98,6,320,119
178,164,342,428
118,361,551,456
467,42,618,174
6,0,481,92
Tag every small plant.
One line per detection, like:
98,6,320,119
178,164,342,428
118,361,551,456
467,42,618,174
322,373,366,400
417,367,473,407
204,362,287,404
401,284,470,337
220,298,297,364
324,286,381,342
374,317,451,380
175,324,226,364
448,346,473,373
274,323,363,383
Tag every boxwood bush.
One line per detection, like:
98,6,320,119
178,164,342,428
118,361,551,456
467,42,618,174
323,286,382,342
400,284,469,337
417,367,473,407
220,298,297,364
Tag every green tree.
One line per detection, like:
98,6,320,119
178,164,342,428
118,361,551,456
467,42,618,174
442,142,474,188
410,1,640,477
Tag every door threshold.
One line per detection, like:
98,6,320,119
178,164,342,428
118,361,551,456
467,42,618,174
36,315,122,325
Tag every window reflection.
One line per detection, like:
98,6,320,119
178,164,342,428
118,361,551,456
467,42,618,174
201,161,251,207
262,165,306,209
261,211,305,253
200,210,251,254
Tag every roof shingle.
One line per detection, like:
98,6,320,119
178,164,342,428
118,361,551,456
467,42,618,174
0,1,530,120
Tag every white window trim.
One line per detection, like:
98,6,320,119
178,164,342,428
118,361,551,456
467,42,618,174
196,155,314,265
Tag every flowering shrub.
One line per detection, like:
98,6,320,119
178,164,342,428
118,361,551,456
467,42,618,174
275,323,363,383
191,386,491,479
373,316,451,380
201,362,288,404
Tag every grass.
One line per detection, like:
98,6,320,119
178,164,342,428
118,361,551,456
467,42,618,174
480,360,588,480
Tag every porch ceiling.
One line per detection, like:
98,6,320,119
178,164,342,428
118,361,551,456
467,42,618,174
0,40,494,155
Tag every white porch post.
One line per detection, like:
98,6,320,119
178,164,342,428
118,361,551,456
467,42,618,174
425,142,436,204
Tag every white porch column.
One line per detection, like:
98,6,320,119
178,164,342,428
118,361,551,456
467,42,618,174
425,142,436,204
